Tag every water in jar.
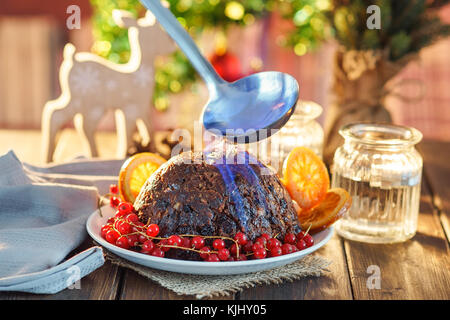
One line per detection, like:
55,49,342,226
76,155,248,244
332,172,421,243
331,123,423,243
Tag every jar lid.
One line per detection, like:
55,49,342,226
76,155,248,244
339,123,423,147
293,100,322,121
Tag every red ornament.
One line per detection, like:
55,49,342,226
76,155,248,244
209,51,242,82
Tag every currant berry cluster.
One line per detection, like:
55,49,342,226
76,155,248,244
109,184,121,207
102,185,314,261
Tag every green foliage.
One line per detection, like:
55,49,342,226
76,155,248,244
390,31,412,59
90,0,142,63
283,0,450,60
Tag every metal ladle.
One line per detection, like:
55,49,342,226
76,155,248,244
140,0,299,142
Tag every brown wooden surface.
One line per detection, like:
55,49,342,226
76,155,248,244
418,141,450,244
0,130,449,300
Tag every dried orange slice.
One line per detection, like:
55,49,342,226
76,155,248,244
298,188,351,232
118,152,166,203
282,147,329,210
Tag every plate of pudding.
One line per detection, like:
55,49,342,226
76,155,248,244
87,148,348,275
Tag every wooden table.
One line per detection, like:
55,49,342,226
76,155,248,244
0,130,449,300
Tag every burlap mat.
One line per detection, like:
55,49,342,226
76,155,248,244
103,249,331,299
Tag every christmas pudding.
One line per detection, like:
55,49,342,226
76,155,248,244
133,150,301,259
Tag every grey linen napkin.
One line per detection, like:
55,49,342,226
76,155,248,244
0,150,124,294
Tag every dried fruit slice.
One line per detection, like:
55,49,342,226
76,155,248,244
282,147,329,210
297,188,351,232
118,152,166,203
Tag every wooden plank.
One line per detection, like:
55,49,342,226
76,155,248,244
0,17,54,129
2,18,24,127
118,269,234,300
239,233,353,300
418,140,450,243
343,180,450,299
0,19,5,125
119,269,188,300
0,129,118,166
28,17,53,129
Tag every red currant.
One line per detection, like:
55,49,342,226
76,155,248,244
117,221,131,235
110,196,120,207
107,217,115,224
159,239,171,252
234,232,248,245
199,246,211,260
212,239,225,250
105,229,120,244
142,240,155,252
252,242,264,252
135,221,145,227
125,213,139,224
114,210,127,218
270,246,283,257
267,238,282,249
116,236,129,249
118,202,133,215
181,237,191,248
236,254,247,261
151,248,165,258
167,235,182,247
284,233,297,244
303,234,314,247
261,233,271,241
191,236,205,249
230,243,240,256
138,234,148,243
253,248,267,259
131,225,143,234
127,234,139,247
281,243,294,255
207,254,220,262
101,224,111,238
296,239,307,250
243,240,254,253
109,184,119,194
255,237,267,246
218,248,230,261
146,224,159,237
131,222,145,233
296,231,306,240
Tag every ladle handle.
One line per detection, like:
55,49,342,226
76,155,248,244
140,0,225,89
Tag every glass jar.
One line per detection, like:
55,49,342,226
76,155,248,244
332,123,423,243
255,100,323,173
278,100,324,158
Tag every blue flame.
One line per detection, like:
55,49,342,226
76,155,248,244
204,143,268,233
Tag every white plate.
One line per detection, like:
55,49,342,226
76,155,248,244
86,205,333,275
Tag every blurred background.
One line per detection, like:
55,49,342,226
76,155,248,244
0,0,449,163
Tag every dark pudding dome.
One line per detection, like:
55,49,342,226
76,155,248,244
134,150,301,260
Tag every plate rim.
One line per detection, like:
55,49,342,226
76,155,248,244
86,205,334,270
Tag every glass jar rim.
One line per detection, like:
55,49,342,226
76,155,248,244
339,122,423,147
293,100,322,120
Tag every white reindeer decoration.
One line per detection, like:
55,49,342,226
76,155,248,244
41,10,176,162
